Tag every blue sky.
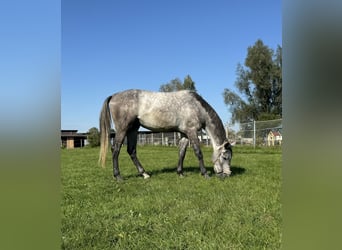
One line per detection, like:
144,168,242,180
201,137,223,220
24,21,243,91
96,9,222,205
62,0,281,132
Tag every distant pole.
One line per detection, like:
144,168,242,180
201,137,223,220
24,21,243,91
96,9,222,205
253,120,256,149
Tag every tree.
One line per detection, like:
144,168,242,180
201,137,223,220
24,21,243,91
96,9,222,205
223,39,282,123
183,75,196,91
87,127,100,147
159,75,197,92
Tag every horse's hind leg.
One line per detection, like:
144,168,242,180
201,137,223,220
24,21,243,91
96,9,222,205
127,128,150,179
112,131,126,181
177,137,189,176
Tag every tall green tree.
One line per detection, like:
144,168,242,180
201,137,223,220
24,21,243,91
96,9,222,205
183,75,196,91
223,39,282,123
87,127,100,147
159,75,196,92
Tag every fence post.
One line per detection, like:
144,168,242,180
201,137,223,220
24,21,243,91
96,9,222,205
253,119,256,149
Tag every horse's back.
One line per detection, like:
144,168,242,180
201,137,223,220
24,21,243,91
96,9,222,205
109,89,204,131
110,89,194,109
111,89,142,103
137,90,204,131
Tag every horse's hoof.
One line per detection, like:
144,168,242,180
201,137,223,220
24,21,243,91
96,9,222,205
115,175,123,182
142,172,150,179
223,170,232,177
178,173,185,178
216,173,230,179
203,173,210,179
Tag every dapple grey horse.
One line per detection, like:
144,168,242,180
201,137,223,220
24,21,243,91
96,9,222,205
99,89,232,181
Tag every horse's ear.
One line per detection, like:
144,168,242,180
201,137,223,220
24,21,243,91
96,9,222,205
223,140,235,148
224,141,231,150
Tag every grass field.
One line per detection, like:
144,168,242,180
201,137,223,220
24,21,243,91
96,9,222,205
61,145,281,249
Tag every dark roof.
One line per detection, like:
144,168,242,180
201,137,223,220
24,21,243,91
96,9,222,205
61,130,87,138
61,130,78,134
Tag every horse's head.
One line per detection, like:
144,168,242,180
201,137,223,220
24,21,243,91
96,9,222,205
213,140,233,177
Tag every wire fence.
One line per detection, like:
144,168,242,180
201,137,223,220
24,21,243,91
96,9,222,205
131,118,282,148
134,131,212,146
228,118,282,147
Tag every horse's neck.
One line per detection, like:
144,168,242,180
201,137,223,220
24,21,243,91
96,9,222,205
205,119,226,149
187,91,226,148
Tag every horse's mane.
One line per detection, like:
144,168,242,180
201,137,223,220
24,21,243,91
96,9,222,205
188,91,226,141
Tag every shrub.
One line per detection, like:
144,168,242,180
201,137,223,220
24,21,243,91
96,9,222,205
87,127,100,147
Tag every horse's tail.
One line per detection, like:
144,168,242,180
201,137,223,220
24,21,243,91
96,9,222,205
98,95,112,168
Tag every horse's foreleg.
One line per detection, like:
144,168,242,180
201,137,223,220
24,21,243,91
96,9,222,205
177,137,189,176
190,137,209,178
127,130,150,179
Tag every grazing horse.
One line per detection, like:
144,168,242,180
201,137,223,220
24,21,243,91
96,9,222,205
99,89,232,181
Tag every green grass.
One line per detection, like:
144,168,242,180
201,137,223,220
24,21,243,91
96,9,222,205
61,145,281,249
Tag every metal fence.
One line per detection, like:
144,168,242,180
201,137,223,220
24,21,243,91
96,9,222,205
229,118,282,147
119,118,282,148
135,131,211,146
137,132,179,146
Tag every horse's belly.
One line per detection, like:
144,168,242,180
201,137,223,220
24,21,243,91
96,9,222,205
138,112,178,131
